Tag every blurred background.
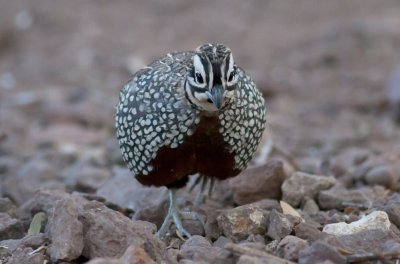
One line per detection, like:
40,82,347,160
1,0,400,204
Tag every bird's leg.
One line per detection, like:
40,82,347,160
194,176,208,205
157,189,192,238
208,177,215,199
189,174,202,193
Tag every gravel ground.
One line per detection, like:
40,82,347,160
1,1,400,263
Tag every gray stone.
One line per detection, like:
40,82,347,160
298,241,346,264
0,213,24,240
179,235,231,264
2,152,67,205
318,186,386,210
5,247,47,264
217,204,269,242
294,222,323,242
282,171,336,207
0,198,18,217
384,193,400,228
275,235,308,262
229,160,286,205
97,167,168,211
267,209,301,241
65,163,112,192
364,165,397,188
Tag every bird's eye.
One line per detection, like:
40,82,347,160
195,72,204,84
228,71,235,82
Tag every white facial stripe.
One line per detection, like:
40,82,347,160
206,56,213,91
228,53,234,74
193,55,206,79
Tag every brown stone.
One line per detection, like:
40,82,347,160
230,160,286,205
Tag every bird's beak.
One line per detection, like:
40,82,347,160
206,85,223,109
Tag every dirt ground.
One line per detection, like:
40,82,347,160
1,1,400,263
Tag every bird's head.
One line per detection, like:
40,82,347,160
185,43,238,112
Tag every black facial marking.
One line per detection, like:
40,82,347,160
212,62,222,85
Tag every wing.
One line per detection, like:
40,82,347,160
218,68,267,170
116,57,198,177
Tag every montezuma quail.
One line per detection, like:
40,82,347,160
116,43,267,237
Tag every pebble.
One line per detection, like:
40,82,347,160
217,204,269,242
323,210,390,236
229,160,287,205
282,171,336,207
275,235,308,262
298,241,346,264
318,186,386,210
267,210,301,241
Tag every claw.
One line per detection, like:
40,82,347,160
157,189,207,238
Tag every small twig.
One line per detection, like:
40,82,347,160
175,229,187,241
28,244,47,256
225,243,295,264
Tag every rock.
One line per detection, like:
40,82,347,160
65,163,112,192
3,152,67,205
275,235,308,262
97,167,168,212
244,234,266,245
0,198,18,217
5,247,47,264
336,229,398,253
318,186,386,210
364,165,397,188
267,209,301,241
20,233,47,249
120,245,156,264
86,258,123,264
19,189,75,216
329,148,370,177
323,211,391,236
79,201,166,262
302,199,319,216
213,236,232,248
217,204,269,242
237,255,265,264
229,160,286,205
204,206,224,240
384,193,400,228
0,213,24,240
179,235,231,264
251,199,281,212
46,197,84,262
298,241,346,264
294,222,323,242
282,171,336,207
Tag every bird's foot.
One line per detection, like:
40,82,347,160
157,189,206,238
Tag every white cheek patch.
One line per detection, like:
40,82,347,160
194,91,209,102
188,76,206,89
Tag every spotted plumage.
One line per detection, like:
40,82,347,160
116,43,266,237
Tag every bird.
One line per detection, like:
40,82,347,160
115,43,267,237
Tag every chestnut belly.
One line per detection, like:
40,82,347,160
136,115,240,188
